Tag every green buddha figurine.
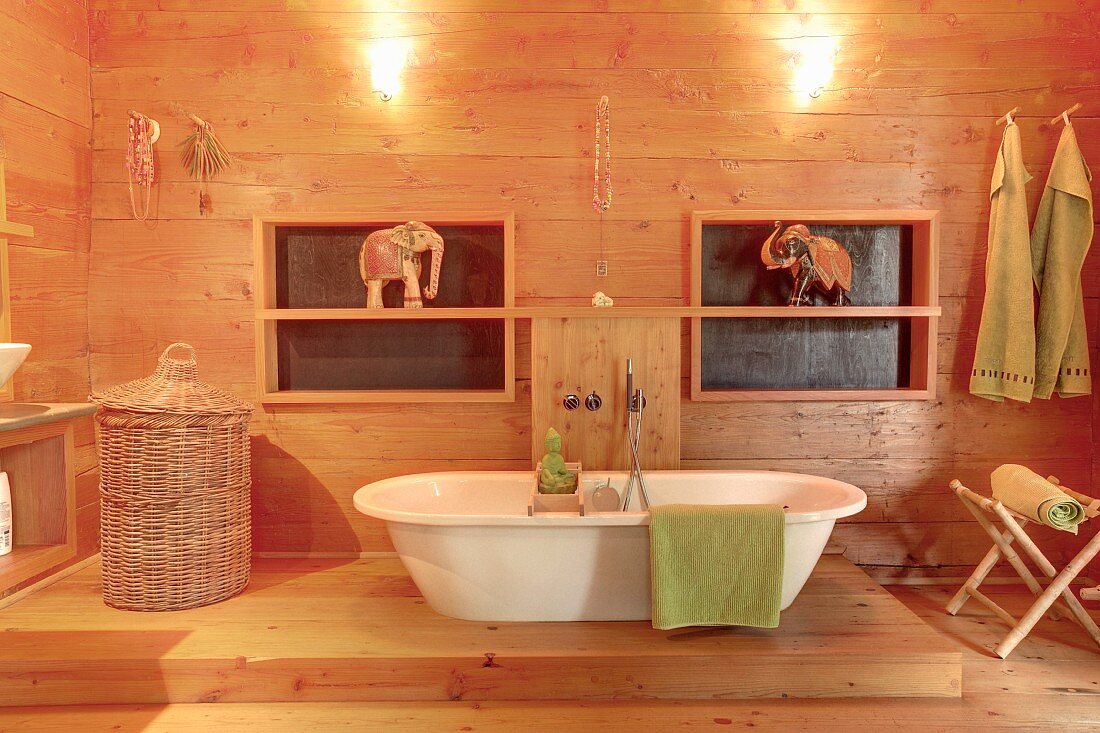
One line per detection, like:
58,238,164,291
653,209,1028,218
538,427,577,494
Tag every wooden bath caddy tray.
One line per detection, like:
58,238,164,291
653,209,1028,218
529,462,584,515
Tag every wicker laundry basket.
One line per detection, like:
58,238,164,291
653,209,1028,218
91,343,254,611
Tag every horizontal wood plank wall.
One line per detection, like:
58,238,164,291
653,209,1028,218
86,2,1100,579
0,0,99,599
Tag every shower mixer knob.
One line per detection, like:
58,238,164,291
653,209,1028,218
562,394,581,411
585,392,603,411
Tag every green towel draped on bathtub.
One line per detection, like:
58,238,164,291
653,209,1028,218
649,504,784,630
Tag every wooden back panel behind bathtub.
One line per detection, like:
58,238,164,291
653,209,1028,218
531,317,680,471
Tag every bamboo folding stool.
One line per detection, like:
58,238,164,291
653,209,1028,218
947,478,1100,659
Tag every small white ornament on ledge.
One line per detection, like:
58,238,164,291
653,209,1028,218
591,291,614,308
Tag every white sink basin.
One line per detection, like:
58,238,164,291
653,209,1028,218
0,343,31,387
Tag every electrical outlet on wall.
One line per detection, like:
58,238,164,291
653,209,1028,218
596,260,608,277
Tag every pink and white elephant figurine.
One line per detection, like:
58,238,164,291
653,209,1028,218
359,221,444,308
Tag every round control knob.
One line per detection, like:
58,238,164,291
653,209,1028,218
562,394,581,411
585,392,603,411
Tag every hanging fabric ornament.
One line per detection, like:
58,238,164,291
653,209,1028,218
125,110,159,221
592,95,612,213
179,114,232,217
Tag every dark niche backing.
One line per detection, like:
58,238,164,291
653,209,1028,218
274,225,506,309
698,222,916,392
276,319,506,392
701,223,913,307
700,317,911,391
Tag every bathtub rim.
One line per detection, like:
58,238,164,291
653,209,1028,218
354,469,867,527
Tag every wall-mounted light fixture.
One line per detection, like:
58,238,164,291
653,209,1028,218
788,36,838,104
369,38,411,101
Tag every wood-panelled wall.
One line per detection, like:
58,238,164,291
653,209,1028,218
0,0,99,595
84,2,1100,579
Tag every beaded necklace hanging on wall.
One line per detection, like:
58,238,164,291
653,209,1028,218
593,95,612,276
126,110,159,221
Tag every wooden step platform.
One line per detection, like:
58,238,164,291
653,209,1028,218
0,556,961,706
5,696,1100,733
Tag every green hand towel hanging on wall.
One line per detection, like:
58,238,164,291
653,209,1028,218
971,122,1035,402
1030,123,1094,399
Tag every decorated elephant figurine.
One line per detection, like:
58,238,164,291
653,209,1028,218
760,221,853,306
359,221,444,308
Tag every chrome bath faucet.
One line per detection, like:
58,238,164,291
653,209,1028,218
621,358,651,512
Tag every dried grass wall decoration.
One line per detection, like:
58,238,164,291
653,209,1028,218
179,114,231,216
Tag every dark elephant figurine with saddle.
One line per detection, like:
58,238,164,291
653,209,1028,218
760,221,853,306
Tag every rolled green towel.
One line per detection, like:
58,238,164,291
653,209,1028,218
649,503,784,630
990,464,1085,534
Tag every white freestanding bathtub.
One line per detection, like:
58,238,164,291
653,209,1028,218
353,471,866,622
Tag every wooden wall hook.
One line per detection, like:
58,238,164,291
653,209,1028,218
1050,102,1082,126
996,106,1021,125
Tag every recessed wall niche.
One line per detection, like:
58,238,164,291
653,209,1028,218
254,213,515,403
700,223,913,308
689,210,940,401
274,225,506,310
276,319,507,393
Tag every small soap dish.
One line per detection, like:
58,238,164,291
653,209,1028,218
529,462,584,516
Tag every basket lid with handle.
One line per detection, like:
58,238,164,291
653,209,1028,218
90,343,253,415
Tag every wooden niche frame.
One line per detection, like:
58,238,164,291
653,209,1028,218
0,417,81,593
254,212,515,404
690,210,940,402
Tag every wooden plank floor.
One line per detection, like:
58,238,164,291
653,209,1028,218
0,556,960,706
1,565,1099,730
